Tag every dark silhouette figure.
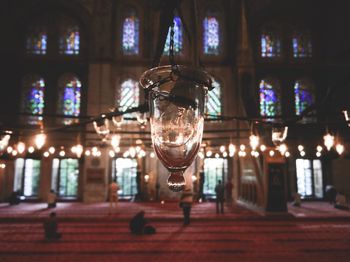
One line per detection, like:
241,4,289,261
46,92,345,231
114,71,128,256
215,180,225,214
325,185,337,205
129,211,156,235
180,189,193,225
47,189,57,208
43,212,62,240
8,190,21,205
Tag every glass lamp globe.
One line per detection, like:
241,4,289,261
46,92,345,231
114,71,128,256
140,65,211,192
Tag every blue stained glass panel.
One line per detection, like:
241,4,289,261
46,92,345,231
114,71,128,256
63,78,81,117
23,76,45,125
259,79,281,117
122,14,139,55
261,32,281,58
59,26,80,55
293,32,312,58
206,79,221,117
203,16,220,55
26,28,47,55
294,80,314,115
163,17,183,55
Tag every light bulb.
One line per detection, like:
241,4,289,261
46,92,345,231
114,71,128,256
43,152,50,158
7,146,13,154
34,133,46,149
17,142,25,154
111,135,121,148
240,144,245,151
269,150,275,157
278,144,288,155
49,147,55,154
219,145,225,153
59,150,65,157
28,146,35,153
316,151,321,157
300,151,305,157
85,150,91,156
215,153,220,158
336,144,344,155
249,135,259,150
323,133,334,151
260,144,266,152
229,144,236,154
75,144,83,158
150,152,155,158
285,151,290,158
222,151,228,158
206,150,212,157
109,150,115,158
316,145,323,152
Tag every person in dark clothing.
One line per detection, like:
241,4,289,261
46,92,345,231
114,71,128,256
129,211,156,235
179,188,193,225
44,212,62,240
9,190,21,205
215,180,225,214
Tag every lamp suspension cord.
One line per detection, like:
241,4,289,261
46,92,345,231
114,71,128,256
169,19,177,71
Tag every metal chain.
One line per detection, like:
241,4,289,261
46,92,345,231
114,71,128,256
169,20,176,68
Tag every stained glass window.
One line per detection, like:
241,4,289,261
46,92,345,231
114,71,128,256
118,79,139,112
293,31,312,58
261,31,281,58
122,9,139,55
22,76,45,125
59,75,81,125
26,27,47,55
163,16,183,55
259,79,281,117
294,79,314,115
59,25,80,55
206,78,221,117
203,13,220,55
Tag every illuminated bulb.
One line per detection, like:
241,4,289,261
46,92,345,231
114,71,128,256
219,145,225,153
43,152,50,158
12,150,18,156
238,151,246,157
191,175,197,182
34,133,46,149
150,152,155,158
123,151,130,158
222,151,228,158
140,150,146,157
17,142,26,154
198,151,204,159
316,151,321,157
59,150,65,157
144,174,150,183
28,146,35,153
229,144,236,155
0,163,6,169
7,146,13,154
75,144,83,158
323,133,335,151
249,135,260,150
240,144,245,151
96,151,101,157
92,147,98,153
336,144,344,155
135,146,141,153
109,150,115,158
300,151,305,157
49,147,55,154
111,135,121,148
215,153,220,158
114,147,121,153
298,145,304,152
206,150,212,157
285,151,290,158
278,144,288,156
316,145,323,152
260,144,266,152
0,134,11,151
129,147,136,158
85,150,91,156
269,150,275,157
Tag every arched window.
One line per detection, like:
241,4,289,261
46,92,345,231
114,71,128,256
261,29,281,58
206,78,222,117
163,16,183,55
26,26,47,55
203,10,220,55
22,75,45,125
122,8,139,55
294,79,314,115
292,31,312,58
59,23,80,55
58,74,81,124
118,79,139,112
259,79,281,117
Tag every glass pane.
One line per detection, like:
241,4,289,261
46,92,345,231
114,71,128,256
203,15,219,55
14,158,25,192
114,158,137,197
118,79,139,118
294,80,314,115
58,159,79,197
51,158,60,191
296,159,313,198
22,76,45,125
261,31,281,58
259,79,281,117
293,31,312,58
205,79,221,117
122,10,139,55
203,158,227,197
313,160,323,198
59,25,80,55
163,16,183,55
23,159,41,197
26,27,47,55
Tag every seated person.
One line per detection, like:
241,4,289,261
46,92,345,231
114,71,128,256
334,193,348,209
8,191,21,205
292,192,301,207
43,212,62,240
47,189,57,208
129,211,156,235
